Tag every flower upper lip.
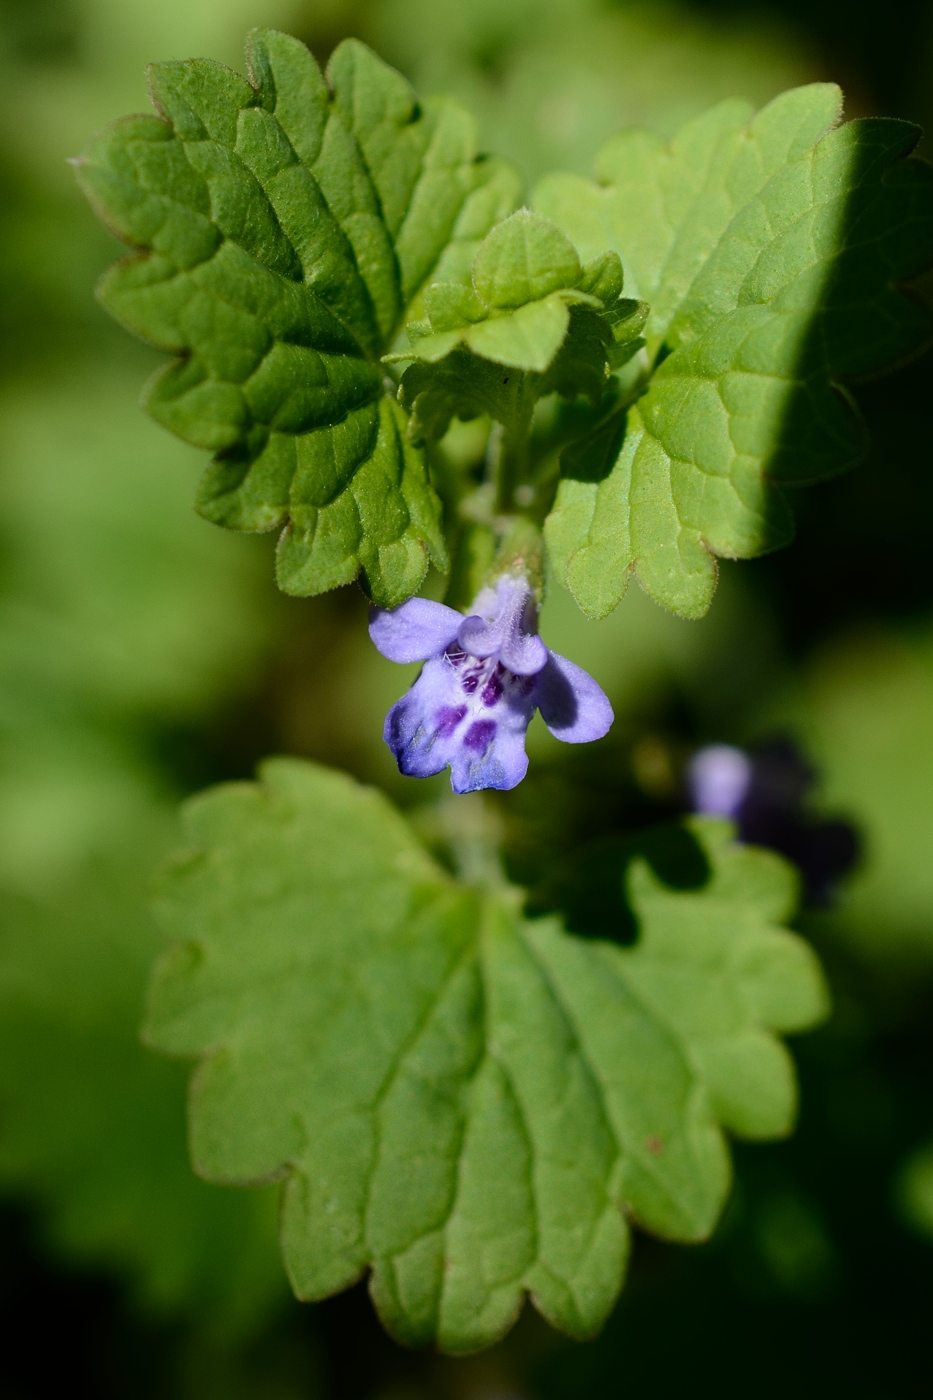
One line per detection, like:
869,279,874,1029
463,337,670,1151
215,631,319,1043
456,578,548,675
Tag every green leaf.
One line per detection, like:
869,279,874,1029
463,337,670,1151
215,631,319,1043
76,29,520,607
0,791,286,1332
144,758,828,1353
394,210,647,450
472,206,582,308
534,85,933,618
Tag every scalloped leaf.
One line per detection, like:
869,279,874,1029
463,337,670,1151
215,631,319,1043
76,28,520,607
535,85,933,618
144,758,828,1353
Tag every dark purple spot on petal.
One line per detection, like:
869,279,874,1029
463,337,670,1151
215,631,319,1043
481,672,503,706
462,673,479,694
464,719,496,752
435,705,467,737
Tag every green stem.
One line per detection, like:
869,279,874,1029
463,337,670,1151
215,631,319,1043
417,794,508,886
491,377,536,515
495,423,529,514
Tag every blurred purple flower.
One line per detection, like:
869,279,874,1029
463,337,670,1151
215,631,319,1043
687,737,860,903
370,575,613,793
687,744,753,819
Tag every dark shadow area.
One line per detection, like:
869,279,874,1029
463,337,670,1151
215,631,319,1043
735,737,861,902
768,115,933,499
756,345,933,650
0,1206,171,1399
687,0,932,124
541,822,711,942
558,404,628,484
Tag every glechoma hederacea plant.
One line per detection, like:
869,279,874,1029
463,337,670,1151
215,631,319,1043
76,27,933,1351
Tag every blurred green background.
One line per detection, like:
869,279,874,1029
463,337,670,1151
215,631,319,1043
2,0,933,1395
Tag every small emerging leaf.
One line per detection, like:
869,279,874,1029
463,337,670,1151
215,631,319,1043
76,29,520,607
394,209,647,446
535,85,933,618
473,210,582,307
145,758,828,1353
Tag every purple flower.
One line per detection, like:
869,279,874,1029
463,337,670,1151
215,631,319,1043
370,575,614,793
687,737,861,904
687,744,753,819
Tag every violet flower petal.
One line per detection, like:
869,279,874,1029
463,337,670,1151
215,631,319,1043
369,599,462,663
448,685,535,793
458,576,547,676
383,657,469,778
384,652,537,792
535,651,614,743
499,627,548,677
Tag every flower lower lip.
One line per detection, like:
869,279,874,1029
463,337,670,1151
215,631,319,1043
463,720,496,752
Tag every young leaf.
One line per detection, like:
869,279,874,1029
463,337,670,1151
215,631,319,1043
534,85,933,618
75,29,519,607
145,758,827,1353
393,209,647,454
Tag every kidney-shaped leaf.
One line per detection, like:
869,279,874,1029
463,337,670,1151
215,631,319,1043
535,85,933,618
76,29,519,607
145,758,828,1352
